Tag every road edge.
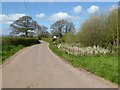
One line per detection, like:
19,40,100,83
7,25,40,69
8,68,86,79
47,43,118,88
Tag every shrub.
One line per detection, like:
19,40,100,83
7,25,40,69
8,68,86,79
54,38,65,45
62,32,77,44
77,8,119,53
42,37,53,44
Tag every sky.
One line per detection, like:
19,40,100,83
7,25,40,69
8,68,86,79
1,2,118,35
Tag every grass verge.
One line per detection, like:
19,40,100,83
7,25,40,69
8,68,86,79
49,44,118,85
1,45,24,63
1,37,40,64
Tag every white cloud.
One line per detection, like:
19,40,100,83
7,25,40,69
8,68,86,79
73,5,82,14
87,5,99,14
0,14,26,24
36,13,45,19
48,12,80,21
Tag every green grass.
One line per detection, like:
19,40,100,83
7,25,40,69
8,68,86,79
1,45,24,63
1,36,40,64
50,44,118,85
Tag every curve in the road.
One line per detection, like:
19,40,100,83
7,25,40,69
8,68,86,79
2,42,117,88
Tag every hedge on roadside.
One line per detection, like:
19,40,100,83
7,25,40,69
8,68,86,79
1,36,40,62
2,37,40,46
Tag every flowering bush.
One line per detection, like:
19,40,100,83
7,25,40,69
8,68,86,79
57,43,110,56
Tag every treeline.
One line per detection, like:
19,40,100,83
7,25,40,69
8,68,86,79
77,8,119,51
8,8,119,52
10,16,50,39
9,15,76,39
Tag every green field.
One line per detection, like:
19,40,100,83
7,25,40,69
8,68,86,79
50,44,118,85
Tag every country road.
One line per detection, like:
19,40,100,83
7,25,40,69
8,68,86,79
2,42,117,88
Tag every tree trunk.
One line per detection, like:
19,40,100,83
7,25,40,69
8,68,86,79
25,31,28,38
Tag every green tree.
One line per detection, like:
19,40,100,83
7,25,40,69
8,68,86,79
77,8,119,51
62,32,76,43
37,25,49,39
105,8,119,51
77,15,107,47
10,16,37,37
64,22,75,34
50,20,65,37
50,20,75,37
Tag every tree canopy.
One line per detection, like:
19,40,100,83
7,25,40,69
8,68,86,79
37,25,50,39
10,16,38,37
50,20,75,37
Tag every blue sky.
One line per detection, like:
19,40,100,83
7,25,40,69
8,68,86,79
1,2,117,35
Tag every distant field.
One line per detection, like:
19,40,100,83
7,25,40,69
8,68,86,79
50,44,118,85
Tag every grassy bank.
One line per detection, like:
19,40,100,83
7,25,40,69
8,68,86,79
50,44,118,85
1,37,40,64
2,45,24,62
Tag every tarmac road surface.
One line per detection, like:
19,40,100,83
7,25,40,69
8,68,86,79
2,42,117,88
